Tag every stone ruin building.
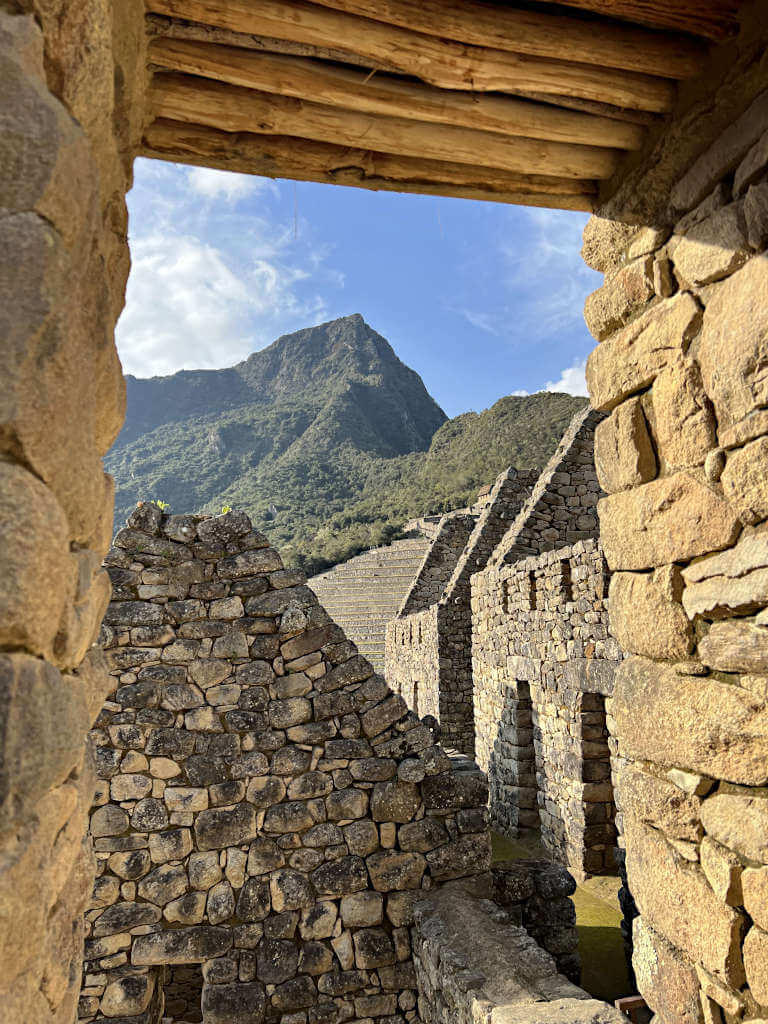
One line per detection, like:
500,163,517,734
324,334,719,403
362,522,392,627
386,408,623,882
3,3,768,1024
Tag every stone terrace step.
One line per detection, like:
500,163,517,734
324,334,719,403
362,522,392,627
309,538,430,673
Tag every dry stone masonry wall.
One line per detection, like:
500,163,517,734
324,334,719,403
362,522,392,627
582,107,768,1024
81,507,490,1024
0,3,146,1020
386,469,536,755
410,881,622,1024
472,540,621,880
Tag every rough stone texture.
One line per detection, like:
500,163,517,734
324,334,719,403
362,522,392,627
80,511,489,1023
599,473,741,571
0,4,146,1019
594,398,656,493
386,466,536,754
473,540,620,880
584,115,768,1024
411,883,624,1024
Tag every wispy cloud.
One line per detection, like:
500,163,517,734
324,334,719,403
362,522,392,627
117,162,338,378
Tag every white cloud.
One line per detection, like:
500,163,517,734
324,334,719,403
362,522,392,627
187,166,275,201
544,358,588,396
116,160,336,378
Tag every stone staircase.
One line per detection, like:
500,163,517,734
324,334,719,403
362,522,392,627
308,537,430,672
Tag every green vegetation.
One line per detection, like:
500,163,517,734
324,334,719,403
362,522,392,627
107,314,587,575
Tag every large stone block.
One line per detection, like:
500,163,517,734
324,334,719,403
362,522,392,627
721,437,768,524
624,821,745,986
132,926,233,965
616,767,702,842
651,358,716,471
599,473,741,571
584,257,654,342
700,789,768,863
0,462,73,658
673,202,750,287
594,398,657,493
201,981,266,1024
613,657,768,785
698,256,768,432
586,293,701,411
683,528,768,618
0,652,92,832
743,926,768,1007
609,568,693,659
698,618,768,673
632,918,702,1024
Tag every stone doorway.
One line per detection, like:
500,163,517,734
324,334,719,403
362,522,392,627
162,964,203,1023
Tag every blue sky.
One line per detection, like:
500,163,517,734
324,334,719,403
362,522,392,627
117,159,599,417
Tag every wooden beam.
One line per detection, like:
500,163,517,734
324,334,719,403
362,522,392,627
141,118,597,211
307,0,706,79
144,0,677,113
150,72,623,180
149,39,647,151
525,1,740,42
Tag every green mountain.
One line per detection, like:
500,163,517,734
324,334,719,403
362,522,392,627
107,315,588,574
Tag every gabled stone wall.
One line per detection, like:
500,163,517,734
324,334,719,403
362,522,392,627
582,109,768,1024
386,468,535,754
472,540,622,879
81,508,490,1024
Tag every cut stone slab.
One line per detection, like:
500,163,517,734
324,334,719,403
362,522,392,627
700,790,768,863
609,569,693,659
594,398,657,493
698,618,768,673
599,473,741,571
632,918,702,1024
683,528,768,617
132,925,233,965
613,656,768,785
698,256,768,431
586,293,701,411
624,821,745,987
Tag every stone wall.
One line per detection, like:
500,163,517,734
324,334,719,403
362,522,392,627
472,540,621,879
411,882,623,1024
399,514,476,617
582,108,768,1024
386,468,535,754
80,507,490,1024
0,3,146,1020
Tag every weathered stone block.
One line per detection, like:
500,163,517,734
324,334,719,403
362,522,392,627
624,821,745,986
586,293,701,411
651,357,716,471
721,437,768,524
584,257,654,341
599,473,740,570
100,971,155,1018
700,789,768,862
742,867,768,931
614,657,768,784
194,803,259,850
743,926,768,1006
594,398,656,493
698,256,768,431
616,766,702,841
311,856,368,897
698,617,768,673
609,568,693,659
367,851,426,891
673,202,749,286
201,981,266,1024
683,528,768,618
632,918,701,1024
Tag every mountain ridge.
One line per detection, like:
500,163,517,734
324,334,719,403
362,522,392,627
107,315,588,574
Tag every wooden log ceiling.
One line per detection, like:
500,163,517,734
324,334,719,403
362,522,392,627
141,0,744,211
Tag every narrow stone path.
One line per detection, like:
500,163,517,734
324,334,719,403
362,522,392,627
491,833,631,1004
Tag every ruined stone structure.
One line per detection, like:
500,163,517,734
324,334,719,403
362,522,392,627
386,469,537,754
308,538,430,674
3,2,768,1023
386,409,616,880
81,506,490,1023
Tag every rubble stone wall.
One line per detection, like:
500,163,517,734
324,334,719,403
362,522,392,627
80,507,490,1024
411,882,623,1024
386,469,535,754
583,109,768,1024
399,514,476,617
0,3,146,1021
472,540,622,879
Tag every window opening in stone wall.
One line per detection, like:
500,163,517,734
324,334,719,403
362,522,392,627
559,559,573,603
528,571,538,610
162,964,203,1023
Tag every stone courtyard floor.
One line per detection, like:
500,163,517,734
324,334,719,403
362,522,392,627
491,832,631,1003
